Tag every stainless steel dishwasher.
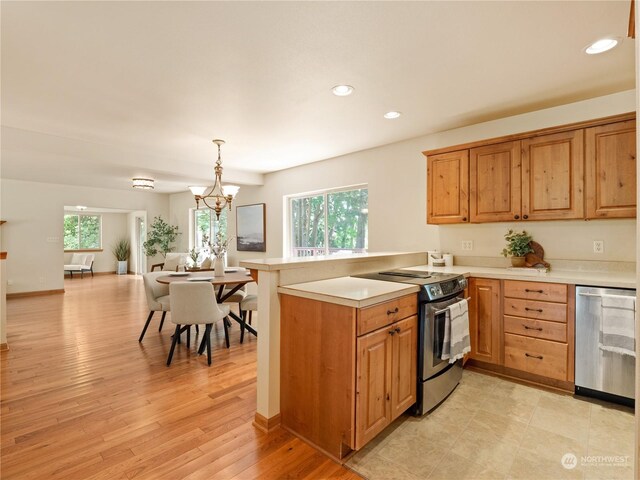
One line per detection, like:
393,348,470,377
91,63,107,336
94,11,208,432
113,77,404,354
575,285,636,407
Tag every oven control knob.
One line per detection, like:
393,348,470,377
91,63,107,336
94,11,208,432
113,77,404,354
429,286,441,298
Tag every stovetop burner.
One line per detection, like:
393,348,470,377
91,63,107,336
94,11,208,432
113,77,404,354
353,269,467,301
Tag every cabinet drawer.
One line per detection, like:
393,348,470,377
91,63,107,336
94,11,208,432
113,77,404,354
503,280,567,303
504,316,567,342
358,294,418,336
503,298,567,323
504,333,568,381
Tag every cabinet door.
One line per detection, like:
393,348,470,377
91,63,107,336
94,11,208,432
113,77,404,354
355,326,392,449
427,150,469,224
468,278,502,365
470,141,521,222
521,130,584,220
585,120,637,219
390,315,417,420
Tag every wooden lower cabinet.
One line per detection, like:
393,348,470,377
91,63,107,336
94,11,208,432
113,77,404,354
280,293,417,460
467,278,502,364
467,278,575,390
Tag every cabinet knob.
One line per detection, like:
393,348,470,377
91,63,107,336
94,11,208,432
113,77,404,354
395,327,401,333
462,217,467,222
389,330,396,336
523,215,529,220
514,215,520,220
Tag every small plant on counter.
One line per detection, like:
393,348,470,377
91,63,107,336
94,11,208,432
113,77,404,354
501,230,534,266
188,247,199,266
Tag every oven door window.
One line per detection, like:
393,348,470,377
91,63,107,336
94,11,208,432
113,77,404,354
424,296,464,377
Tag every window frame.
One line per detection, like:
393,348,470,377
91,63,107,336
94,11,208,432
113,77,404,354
285,183,368,257
63,213,103,252
191,207,228,253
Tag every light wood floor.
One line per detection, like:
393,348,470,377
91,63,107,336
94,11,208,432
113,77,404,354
1,275,361,479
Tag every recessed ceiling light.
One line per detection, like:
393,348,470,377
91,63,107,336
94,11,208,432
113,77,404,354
585,38,619,55
332,85,354,96
384,111,402,119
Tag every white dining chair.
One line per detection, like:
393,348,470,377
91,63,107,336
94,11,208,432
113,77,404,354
167,282,231,366
239,294,257,344
140,272,171,342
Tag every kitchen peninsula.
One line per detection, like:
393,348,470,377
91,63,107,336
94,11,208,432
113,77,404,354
242,252,636,459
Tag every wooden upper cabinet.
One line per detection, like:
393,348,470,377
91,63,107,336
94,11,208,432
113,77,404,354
585,120,637,219
521,130,584,221
470,141,521,222
427,150,469,224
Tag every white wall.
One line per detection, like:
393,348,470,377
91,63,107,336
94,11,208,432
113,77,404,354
0,179,169,294
228,90,636,266
63,211,128,273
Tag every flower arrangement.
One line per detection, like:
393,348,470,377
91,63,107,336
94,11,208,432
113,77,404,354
188,247,199,265
208,231,234,259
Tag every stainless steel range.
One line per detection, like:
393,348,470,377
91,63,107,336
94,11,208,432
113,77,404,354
353,269,468,415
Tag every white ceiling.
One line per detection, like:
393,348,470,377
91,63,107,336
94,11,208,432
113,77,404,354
1,1,635,193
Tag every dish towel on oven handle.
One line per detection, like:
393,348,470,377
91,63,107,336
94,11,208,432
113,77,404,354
441,299,471,363
600,294,636,358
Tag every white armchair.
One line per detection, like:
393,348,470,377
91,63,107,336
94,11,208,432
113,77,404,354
150,252,188,272
64,253,94,279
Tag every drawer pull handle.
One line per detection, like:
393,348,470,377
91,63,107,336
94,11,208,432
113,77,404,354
523,325,543,331
525,353,543,360
525,307,543,313
525,289,544,294
389,330,396,336
387,307,399,315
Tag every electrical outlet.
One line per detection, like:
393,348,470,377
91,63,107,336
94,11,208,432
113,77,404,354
7,280,13,286
593,240,604,254
461,240,473,251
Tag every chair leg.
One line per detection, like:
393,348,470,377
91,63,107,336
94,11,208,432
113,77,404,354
159,311,166,331
223,317,230,348
186,326,191,349
166,324,181,366
240,311,246,344
195,325,199,334
81,270,84,279
139,311,155,342
198,326,207,355
248,310,253,325
206,324,212,365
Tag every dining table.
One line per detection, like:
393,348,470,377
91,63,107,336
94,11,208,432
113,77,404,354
156,268,258,337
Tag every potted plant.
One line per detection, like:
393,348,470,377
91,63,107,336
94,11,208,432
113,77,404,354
501,229,533,267
113,238,130,275
143,216,180,258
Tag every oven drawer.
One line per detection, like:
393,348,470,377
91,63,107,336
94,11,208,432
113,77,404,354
504,316,567,342
503,280,567,303
504,333,568,381
503,298,567,323
357,294,418,336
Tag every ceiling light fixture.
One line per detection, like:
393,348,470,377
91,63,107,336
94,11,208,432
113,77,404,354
384,111,402,119
585,38,619,54
132,178,155,189
332,85,354,96
189,139,240,220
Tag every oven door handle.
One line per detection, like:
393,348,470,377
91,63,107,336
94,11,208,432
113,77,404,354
431,297,471,316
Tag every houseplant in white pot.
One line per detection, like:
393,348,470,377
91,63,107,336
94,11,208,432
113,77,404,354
501,229,533,267
113,238,131,275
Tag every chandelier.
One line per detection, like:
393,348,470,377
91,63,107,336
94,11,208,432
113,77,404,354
189,139,240,220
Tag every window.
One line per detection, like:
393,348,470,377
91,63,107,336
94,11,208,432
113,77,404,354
193,208,227,251
288,186,368,257
64,214,102,250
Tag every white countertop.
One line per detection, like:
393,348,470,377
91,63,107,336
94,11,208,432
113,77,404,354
278,277,420,308
403,265,636,289
277,264,636,307
240,251,426,271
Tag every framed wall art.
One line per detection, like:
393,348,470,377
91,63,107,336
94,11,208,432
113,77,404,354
236,203,266,252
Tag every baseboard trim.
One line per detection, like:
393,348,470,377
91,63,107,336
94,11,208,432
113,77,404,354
64,271,117,278
7,289,65,299
0,343,8,351
253,412,281,433
465,360,574,393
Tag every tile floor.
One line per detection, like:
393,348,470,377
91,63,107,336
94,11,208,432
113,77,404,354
346,370,635,480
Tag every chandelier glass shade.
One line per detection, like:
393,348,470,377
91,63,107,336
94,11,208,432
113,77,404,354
189,139,240,220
